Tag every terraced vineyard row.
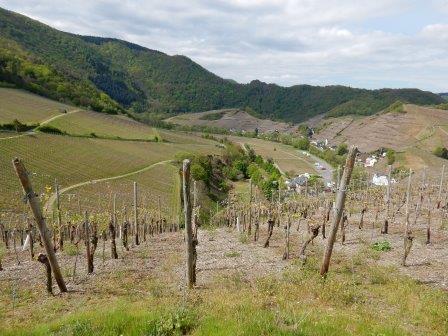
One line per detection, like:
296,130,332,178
46,110,158,140
0,132,219,212
0,88,75,124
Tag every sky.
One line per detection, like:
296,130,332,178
1,0,448,93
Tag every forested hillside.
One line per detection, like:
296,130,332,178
0,7,444,122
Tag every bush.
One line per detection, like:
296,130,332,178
434,146,448,159
336,143,348,156
386,149,396,165
0,120,37,132
372,241,391,252
293,137,310,150
191,163,208,182
36,125,65,135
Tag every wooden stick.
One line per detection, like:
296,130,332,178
13,158,67,292
133,182,139,245
320,146,358,277
84,211,94,274
55,181,63,251
381,165,392,234
183,159,196,288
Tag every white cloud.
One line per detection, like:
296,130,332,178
0,0,447,91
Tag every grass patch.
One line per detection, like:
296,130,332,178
372,241,392,252
238,233,249,244
63,242,80,256
224,251,241,258
1,252,448,335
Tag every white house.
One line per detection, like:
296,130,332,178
365,157,378,167
372,174,397,186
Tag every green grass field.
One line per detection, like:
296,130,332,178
46,110,158,140
0,88,75,124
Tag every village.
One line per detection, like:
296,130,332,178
286,137,395,195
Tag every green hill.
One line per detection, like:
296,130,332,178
0,7,444,122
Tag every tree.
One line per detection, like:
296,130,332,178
191,163,207,182
386,149,396,165
336,143,348,156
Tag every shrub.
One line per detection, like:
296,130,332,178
434,146,448,159
386,149,396,165
0,120,37,132
336,143,348,156
191,163,208,182
36,125,65,135
372,241,391,252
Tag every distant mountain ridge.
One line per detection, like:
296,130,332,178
0,7,444,122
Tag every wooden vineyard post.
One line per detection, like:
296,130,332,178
55,181,63,251
248,179,252,236
282,212,291,260
110,195,118,258
12,158,67,292
158,196,162,233
192,181,198,238
133,182,139,245
183,159,196,288
320,146,358,277
437,165,445,209
403,169,414,266
382,165,392,234
84,211,94,274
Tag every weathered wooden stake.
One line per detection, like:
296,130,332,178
55,181,63,251
109,195,119,258
183,159,196,288
192,181,198,238
320,146,358,277
133,182,139,245
282,213,291,260
381,165,392,234
84,211,94,274
438,165,445,208
13,158,67,292
403,169,414,266
248,179,253,235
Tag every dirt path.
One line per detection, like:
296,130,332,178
44,159,173,212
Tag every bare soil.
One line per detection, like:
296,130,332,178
166,109,297,134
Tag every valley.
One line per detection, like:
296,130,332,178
1,5,448,336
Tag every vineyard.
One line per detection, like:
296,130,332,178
0,88,75,124
1,137,448,335
0,89,447,335
44,110,158,140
